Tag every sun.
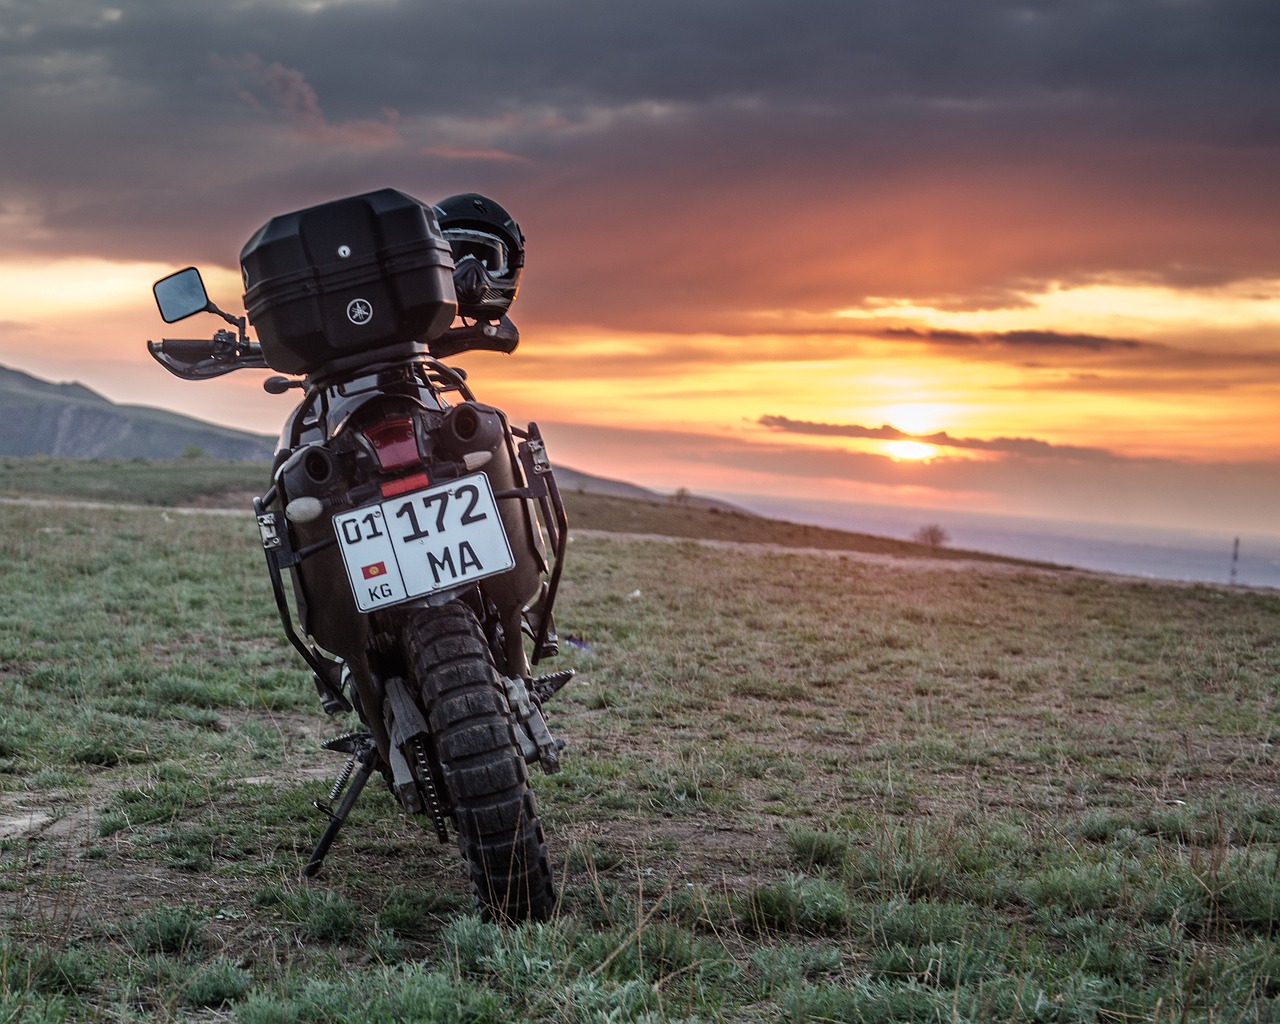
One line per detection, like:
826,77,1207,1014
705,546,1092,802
882,440,939,461
875,402,949,436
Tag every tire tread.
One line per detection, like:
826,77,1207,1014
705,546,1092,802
403,601,555,923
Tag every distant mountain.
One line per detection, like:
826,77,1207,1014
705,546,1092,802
0,363,748,512
551,465,745,513
0,364,275,460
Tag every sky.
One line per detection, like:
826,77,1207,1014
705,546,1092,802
4,0,1280,536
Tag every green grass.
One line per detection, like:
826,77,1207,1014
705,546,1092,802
1,455,1042,564
1,462,1279,1021
0,455,270,507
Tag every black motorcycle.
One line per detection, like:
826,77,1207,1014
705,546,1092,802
147,188,570,923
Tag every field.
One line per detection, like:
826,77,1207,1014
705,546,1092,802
0,455,1040,565
1,463,1279,1021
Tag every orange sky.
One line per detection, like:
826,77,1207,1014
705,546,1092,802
5,258,1279,536
3,1,1280,537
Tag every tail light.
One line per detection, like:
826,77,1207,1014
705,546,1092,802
363,417,429,497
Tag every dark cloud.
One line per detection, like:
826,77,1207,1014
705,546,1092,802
757,415,1126,462
874,327,1153,352
2,0,1280,333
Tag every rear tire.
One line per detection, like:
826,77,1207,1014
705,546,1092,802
402,600,556,923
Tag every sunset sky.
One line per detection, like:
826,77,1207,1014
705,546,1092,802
4,0,1280,535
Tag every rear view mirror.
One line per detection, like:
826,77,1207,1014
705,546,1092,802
153,267,211,323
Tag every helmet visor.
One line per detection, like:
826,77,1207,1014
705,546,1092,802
443,229,509,276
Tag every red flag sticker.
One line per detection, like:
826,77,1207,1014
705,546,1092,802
361,561,387,579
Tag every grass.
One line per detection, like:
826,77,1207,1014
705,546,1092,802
0,455,1047,564
1,460,1279,1020
0,455,270,507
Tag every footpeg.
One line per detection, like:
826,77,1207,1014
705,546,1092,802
313,660,353,716
321,731,376,756
532,669,575,704
503,675,564,774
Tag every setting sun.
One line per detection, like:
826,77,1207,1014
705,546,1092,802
882,440,939,461
872,402,952,435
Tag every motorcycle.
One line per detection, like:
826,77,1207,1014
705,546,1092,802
146,188,570,923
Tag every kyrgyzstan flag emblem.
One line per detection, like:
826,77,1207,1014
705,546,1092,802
361,561,388,579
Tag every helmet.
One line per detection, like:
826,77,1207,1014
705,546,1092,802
434,193,524,321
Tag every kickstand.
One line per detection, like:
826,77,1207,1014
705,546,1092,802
302,733,379,879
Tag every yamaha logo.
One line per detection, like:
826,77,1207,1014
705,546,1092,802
346,298,373,325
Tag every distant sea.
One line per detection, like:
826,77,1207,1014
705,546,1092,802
719,493,1280,590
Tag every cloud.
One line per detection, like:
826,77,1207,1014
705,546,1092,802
420,146,529,163
757,415,1127,462
873,327,1153,352
541,417,1280,533
215,53,402,146
1,0,1278,312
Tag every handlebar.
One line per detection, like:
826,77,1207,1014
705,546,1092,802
428,316,519,359
147,331,268,381
148,318,519,383
154,337,231,360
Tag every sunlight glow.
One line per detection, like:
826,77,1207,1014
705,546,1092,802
0,258,244,318
881,440,939,461
836,278,1280,340
871,403,952,435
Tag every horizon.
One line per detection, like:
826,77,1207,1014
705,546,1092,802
7,355,1280,587
9,352,1280,553
3,1,1279,539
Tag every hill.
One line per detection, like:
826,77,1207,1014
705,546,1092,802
553,465,744,513
562,490,1048,565
0,362,758,509
0,364,275,460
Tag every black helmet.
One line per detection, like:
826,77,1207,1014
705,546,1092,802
434,193,524,321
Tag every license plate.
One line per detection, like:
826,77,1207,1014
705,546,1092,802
333,473,515,612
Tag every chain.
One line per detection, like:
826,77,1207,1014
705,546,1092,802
409,736,450,842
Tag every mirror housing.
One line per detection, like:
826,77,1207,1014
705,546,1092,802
153,267,211,323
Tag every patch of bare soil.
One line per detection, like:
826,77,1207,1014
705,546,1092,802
0,695,788,960
0,712,340,923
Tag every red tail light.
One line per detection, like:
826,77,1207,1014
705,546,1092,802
363,417,429,496
380,472,430,497
364,417,420,471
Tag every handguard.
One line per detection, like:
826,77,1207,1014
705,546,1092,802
147,332,268,381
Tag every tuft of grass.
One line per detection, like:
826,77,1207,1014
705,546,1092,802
177,957,253,1008
378,886,469,937
256,882,364,942
741,874,854,934
238,963,505,1024
125,905,206,956
786,824,851,871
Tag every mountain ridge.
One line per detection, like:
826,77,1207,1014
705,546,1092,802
0,363,276,460
0,363,736,509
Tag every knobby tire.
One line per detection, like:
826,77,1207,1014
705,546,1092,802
402,600,556,923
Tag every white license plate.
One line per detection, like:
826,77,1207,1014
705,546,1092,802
333,473,515,612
